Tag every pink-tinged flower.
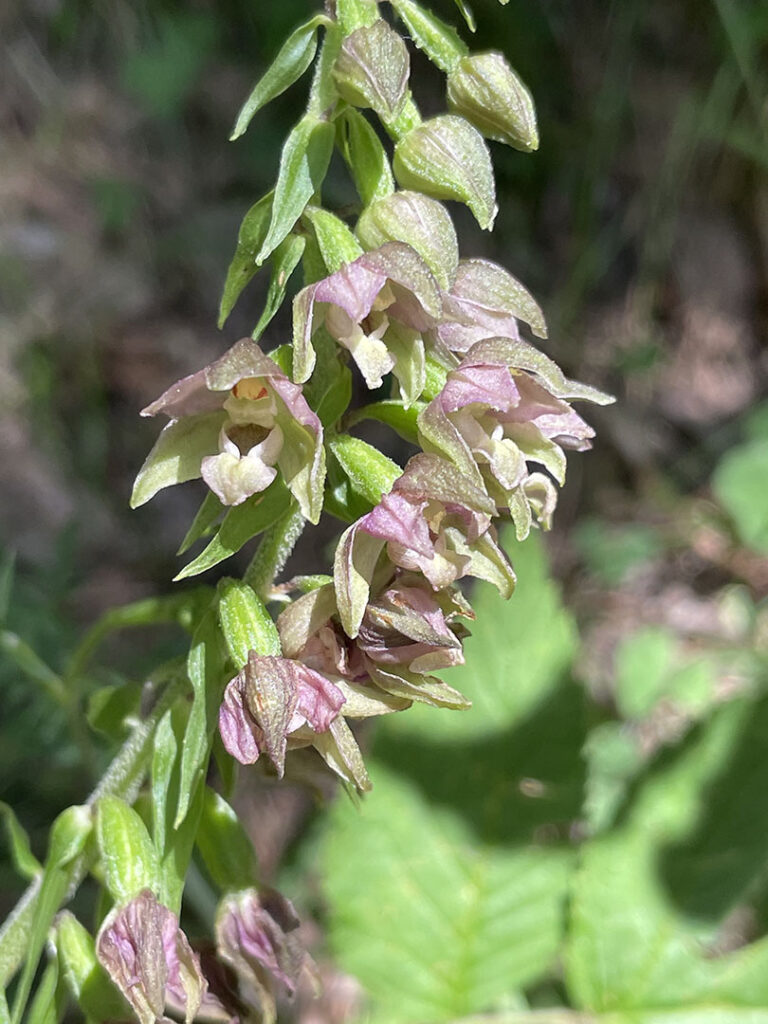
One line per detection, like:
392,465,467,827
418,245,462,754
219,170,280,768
334,452,515,638
216,888,307,1022
418,336,614,540
437,257,548,352
278,575,473,710
218,653,345,777
96,890,206,1024
132,338,325,523
292,242,442,401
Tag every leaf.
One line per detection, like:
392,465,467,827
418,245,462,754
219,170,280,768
24,959,57,1024
130,411,225,508
96,796,158,905
252,233,306,342
175,478,292,580
218,191,274,327
302,329,353,428
196,788,259,892
55,911,129,1021
0,802,41,881
0,549,15,624
322,533,584,1021
328,435,402,508
175,603,227,827
346,399,424,443
257,116,335,265
390,0,468,73
230,15,328,140
337,108,395,207
713,437,768,554
177,491,225,556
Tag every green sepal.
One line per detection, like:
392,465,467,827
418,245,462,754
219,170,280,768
337,108,395,207
130,411,226,508
252,233,306,342
175,479,292,580
196,788,259,892
328,435,402,508
345,400,423,444
96,796,159,905
230,15,330,141
217,578,282,668
302,206,363,273
390,0,468,73
257,115,335,265
218,191,274,328
0,802,41,882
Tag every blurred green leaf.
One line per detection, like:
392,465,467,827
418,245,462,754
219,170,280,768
219,192,274,328
0,802,41,881
574,519,662,586
713,438,768,554
86,683,142,741
24,959,57,1024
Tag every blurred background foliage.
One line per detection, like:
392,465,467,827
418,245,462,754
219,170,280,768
1,0,768,1020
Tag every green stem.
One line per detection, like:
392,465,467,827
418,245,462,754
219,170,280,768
0,664,188,990
244,502,306,598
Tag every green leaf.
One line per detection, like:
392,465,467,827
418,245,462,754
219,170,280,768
252,233,306,342
337,108,395,206
196,788,259,892
176,603,227,827
257,116,335,265
0,549,15,624
230,15,328,140
217,578,281,667
24,959,57,1024
713,437,768,554
130,411,225,508
346,399,423,443
175,479,292,580
10,805,92,1024
96,796,158,904
177,491,225,556
390,0,468,73
218,191,274,327
302,329,353,428
328,435,402,508
303,206,363,272
55,911,129,1021
322,533,583,1021
86,683,143,741
0,802,41,881
452,0,476,31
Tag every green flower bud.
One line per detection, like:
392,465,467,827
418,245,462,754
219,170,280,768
447,52,539,152
357,190,459,289
393,115,497,230
332,19,410,123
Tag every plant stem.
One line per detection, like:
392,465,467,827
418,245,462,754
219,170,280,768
244,502,306,598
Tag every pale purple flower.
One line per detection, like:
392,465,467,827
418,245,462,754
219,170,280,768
96,890,206,1024
292,241,442,399
132,338,325,523
418,337,613,540
218,653,345,777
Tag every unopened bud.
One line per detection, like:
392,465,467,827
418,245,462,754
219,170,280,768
357,190,458,289
393,115,497,230
333,20,410,123
447,52,538,152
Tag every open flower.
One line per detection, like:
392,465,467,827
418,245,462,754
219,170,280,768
132,338,325,522
292,241,442,401
218,653,345,777
418,336,613,539
334,452,515,638
96,890,207,1024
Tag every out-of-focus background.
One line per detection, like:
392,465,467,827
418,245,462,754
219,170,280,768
2,0,767,1020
